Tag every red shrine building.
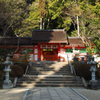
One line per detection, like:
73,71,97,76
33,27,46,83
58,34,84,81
0,29,87,62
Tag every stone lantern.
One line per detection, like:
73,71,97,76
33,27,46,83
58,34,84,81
85,52,91,64
88,59,98,89
81,57,85,63
3,57,13,89
8,52,14,65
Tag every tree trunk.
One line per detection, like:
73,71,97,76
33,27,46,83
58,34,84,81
43,18,45,29
40,17,42,30
48,18,50,29
77,15,80,37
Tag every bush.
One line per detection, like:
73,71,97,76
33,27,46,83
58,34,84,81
0,64,5,70
10,65,24,78
96,67,100,79
13,53,30,63
74,63,91,80
74,63,100,80
0,64,5,80
14,62,29,73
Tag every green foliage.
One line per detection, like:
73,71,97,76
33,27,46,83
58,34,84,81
14,53,30,63
0,48,11,61
17,1,40,37
86,47,93,56
0,0,29,37
94,38,100,53
47,0,72,31
38,0,48,18
1,0,100,39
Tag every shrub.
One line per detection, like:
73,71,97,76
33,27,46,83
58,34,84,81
74,63,91,80
96,67,100,79
0,64,5,70
0,64,5,79
10,65,24,78
74,63,100,80
14,62,30,73
13,53,30,63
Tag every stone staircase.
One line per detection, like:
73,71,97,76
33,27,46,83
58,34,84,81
16,62,84,87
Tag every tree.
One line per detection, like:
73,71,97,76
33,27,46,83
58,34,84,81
17,1,40,37
46,0,72,30
67,1,100,55
0,0,29,58
38,0,48,29
0,0,29,37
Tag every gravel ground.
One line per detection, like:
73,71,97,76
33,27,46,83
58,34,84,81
0,87,28,100
73,87,100,100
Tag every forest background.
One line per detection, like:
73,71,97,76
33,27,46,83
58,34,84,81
0,0,100,54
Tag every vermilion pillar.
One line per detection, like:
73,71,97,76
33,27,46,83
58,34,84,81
58,43,61,61
38,43,40,61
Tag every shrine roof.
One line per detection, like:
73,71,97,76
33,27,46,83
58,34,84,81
0,37,32,45
32,29,68,44
67,37,85,46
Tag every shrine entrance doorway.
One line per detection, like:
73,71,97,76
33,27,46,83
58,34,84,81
42,49,58,61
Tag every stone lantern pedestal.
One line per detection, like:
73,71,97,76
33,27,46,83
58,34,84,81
88,60,98,89
3,57,13,89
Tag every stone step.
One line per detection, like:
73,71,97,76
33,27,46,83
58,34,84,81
29,69,70,72
30,67,70,71
18,78,81,81
31,62,68,64
18,75,82,81
28,71,71,74
16,62,83,87
16,83,84,87
31,62,68,68
18,76,80,79
28,71,70,73
20,75,81,78
27,73,71,75
29,68,70,71
17,80,83,84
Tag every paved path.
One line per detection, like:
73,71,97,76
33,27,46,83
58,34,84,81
23,87,87,100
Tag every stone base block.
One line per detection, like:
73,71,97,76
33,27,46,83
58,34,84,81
3,80,13,89
88,80,99,90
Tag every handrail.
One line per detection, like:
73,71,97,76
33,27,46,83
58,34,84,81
25,65,29,76
67,55,76,75
13,77,18,87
